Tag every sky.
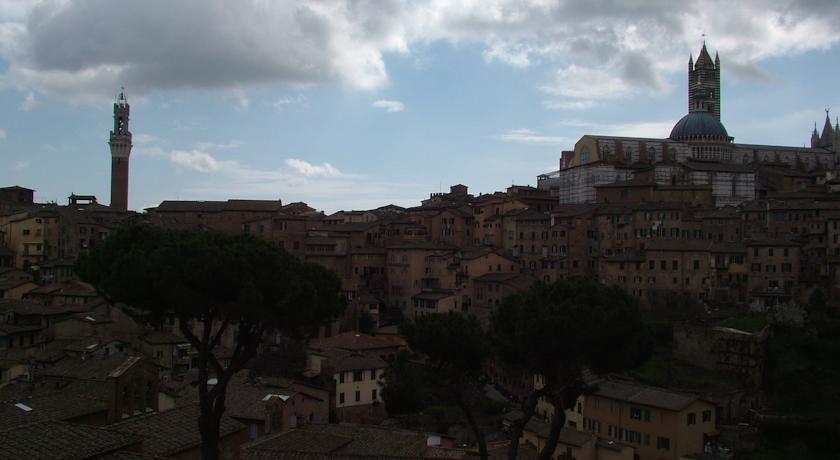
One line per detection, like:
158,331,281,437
1,0,839,213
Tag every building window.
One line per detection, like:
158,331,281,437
657,436,670,450
355,391,360,402
643,409,651,422
339,372,345,384
339,393,345,404
372,389,377,401
702,410,712,422
353,370,363,382
370,369,377,380
687,413,696,425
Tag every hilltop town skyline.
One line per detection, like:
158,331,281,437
1,1,840,212
3,4,840,458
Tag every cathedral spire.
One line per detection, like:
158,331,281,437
688,44,721,120
821,109,833,142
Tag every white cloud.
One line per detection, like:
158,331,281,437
482,42,533,68
19,91,37,111
542,99,596,110
170,150,221,173
133,133,159,144
163,149,422,212
559,120,677,138
13,161,28,170
372,99,404,112
232,86,250,111
284,158,343,178
540,64,634,100
499,128,569,145
134,146,166,157
194,141,241,151
272,94,306,109
0,129,5,140
131,133,166,156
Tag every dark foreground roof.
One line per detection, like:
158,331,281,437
0,421,143,459
110,404,244,456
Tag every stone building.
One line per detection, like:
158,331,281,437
540,44,838,207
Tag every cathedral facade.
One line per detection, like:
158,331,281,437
540,44,840,207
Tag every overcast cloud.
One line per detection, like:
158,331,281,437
2,0,839,103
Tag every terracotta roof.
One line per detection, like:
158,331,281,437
323,350,387,373
593,380,707,412
0,421,143,459
309,332,403,353
179,374,319,422
27,279,97,297
0,185,34,192
39,355,141,381
0,390,107,430
111,404,244,456
244,423,457,458
0,299,66,316
151,199,284,213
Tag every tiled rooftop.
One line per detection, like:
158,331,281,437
111,404,244,456
244,423,465,459
0,421,143,459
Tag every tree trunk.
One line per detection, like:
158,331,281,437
199,395,222,460
537,403,566,460
507,388,544,460
455,393,488,460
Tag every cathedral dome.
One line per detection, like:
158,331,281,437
669,111,730,142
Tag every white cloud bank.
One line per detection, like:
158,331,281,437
1,1,838,103
19,92,37,111
372,99,405,112
170,150,220,173
499,128,569,145
163,148,422,212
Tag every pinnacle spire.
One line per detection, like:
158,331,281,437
819,108,833,145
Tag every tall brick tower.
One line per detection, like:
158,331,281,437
688,42,721,121
109,89,132,212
